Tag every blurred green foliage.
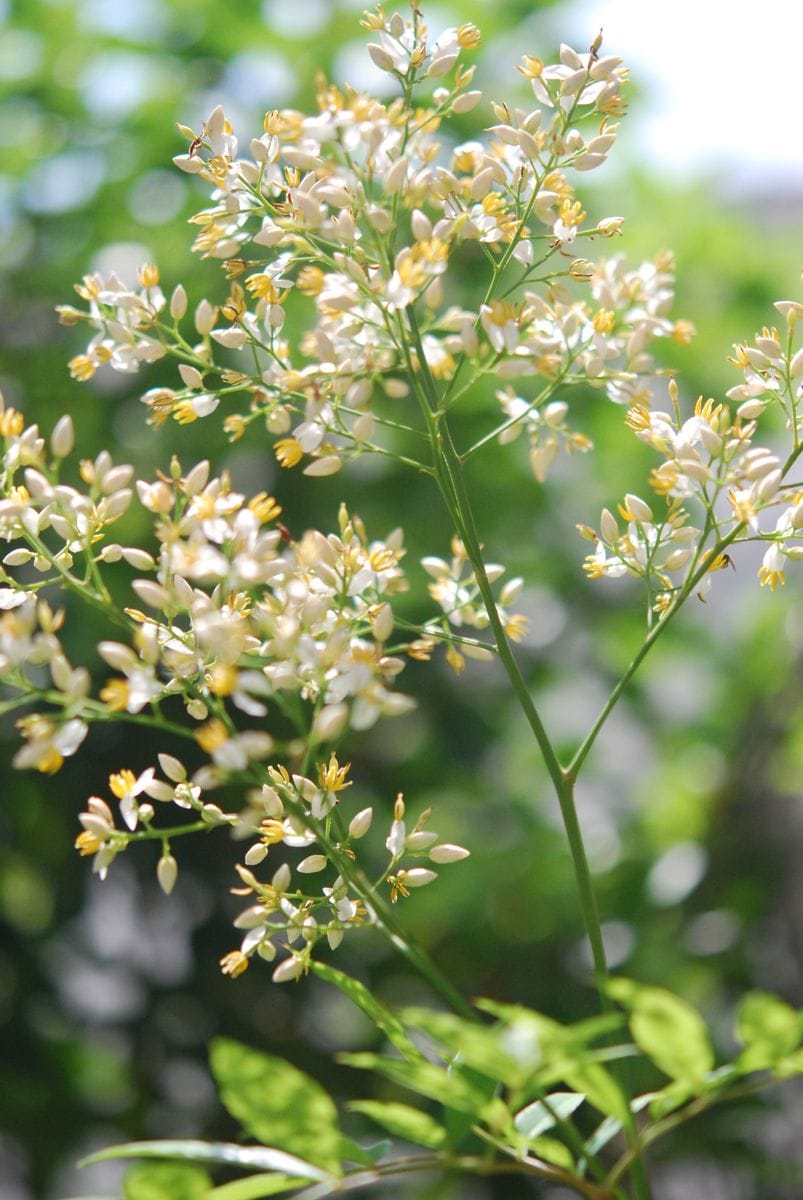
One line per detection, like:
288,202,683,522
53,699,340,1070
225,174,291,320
1,1,803,1198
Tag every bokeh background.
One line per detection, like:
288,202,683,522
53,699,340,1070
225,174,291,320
1,1,802,1198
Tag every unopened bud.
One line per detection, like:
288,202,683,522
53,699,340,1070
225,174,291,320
298,854,327,874
157,854,178,895
349,807,373,839
272,955,304,983
51,415,74,458
429,843,471,863
170,285,188,320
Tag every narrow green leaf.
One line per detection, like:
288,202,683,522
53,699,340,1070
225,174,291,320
736,991,803,1071
582,1115,622,1158
339,1052,497,1119
80,1141,329,1182
123,1163,211,1200
514,1091,585,1140
209,1175,304,1200
401,1008,520,1085
210,1040,342,1176
608,979,714,1084
309,963,419,1058
349,1101,448,1150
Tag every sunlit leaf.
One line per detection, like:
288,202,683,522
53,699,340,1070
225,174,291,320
401,1008,520,1084
349,1101,448,1149
339,1052,503,1122
309,962,419,1058
81,1141,329,1182
736,991,802,1072
210,1039,342,1176
209,1175,307,1200
528,1135,574,1170
608,979,714,1084
123,1163,211,1200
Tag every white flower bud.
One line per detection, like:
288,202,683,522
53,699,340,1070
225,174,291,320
170,285,188,319
303,456,342,477
272,862,291,893
98,641,138,671
428,52,458,78
3,549,33,566
453,90,482,113
257,939,277,962
352,413,375,442
400,867,437,888
429,843,471,863
132,579,171,610
298,854,327,874
157,854,178,895
367,43,395,72
183,459,210,496
245,843,269,866
625,493,653,523
312,703,349,743
50,415,74,459
349,808,373,839
211,328,248,349
737,399,765,420
327,927,344,951
266,405,291,434
272,955,304,983
194,299,217,335
371,603,394,643
172,154,204,175
405,830,438,850
384,156,408,194
178,364,203,389
757,469,781,502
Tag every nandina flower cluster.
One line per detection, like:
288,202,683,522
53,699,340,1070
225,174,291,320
2,4,802,991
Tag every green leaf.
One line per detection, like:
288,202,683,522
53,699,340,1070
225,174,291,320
123,1163,211,1200
340,1053,503,1122
209,1040,342,1176
349,1101,448,1150
80,1141,329,1182
646,1079,695,1119
608,979,714,1084
736,991,802,1072
474,1000,623,1070
309,963,419,1058
558,1060,630,1125
528,1135,574,1170
775,1048,803,1079
337,1136,377,1167
400,1008,520,1085
582,1093,651,1159
443,1059,502,1148
514,1091,585,1140
209,1176,306,1200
